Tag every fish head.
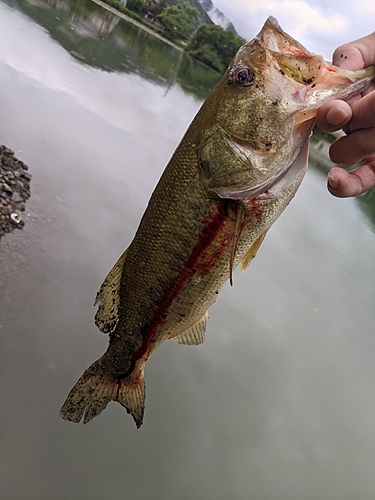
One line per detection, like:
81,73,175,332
198,16,375,199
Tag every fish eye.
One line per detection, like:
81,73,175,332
229,66,254,87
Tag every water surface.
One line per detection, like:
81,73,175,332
1,1,375,499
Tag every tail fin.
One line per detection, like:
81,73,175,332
60,359,145,428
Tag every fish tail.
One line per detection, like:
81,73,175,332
60,359,145,428
115,373,145,429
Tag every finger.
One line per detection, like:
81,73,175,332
329,128,375,165
333,33,375,69
332,45,365,70
327,162,375,197
360,80,375,97
344,91,375,133
316,100,352,132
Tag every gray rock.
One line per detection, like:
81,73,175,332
12,192,23,203
1,183,12,193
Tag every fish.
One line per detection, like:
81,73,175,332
60,17,374,428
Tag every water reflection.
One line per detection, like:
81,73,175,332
309,137,375,235
6,0,220,99
1,1,375,499
357,189,375,232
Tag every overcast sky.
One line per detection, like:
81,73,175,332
213,0,375,61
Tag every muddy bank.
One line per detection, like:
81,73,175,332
0,146,31,240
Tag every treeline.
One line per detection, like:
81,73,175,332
102,0,246,72
186,24,246,73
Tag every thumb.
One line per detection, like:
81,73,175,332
332,33,375,70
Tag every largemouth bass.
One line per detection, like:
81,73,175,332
60,17,374,428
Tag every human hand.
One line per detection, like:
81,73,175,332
316,33,375,197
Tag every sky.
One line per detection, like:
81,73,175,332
212,0,375,61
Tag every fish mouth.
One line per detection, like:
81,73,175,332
254,17,375,104
208,17,374,203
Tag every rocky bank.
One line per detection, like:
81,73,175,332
0,146,31,241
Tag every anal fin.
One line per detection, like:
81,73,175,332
172,313,208,345
241,232,267,272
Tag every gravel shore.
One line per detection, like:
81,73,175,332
0,146,31,240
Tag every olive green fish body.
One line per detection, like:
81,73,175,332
99,95,308,380
60,17,375,427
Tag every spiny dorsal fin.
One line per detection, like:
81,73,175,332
94,248,128,334
241,232,267,272
172,313,208,345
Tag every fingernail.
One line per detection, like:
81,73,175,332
328,172,339,189
326,106,350,126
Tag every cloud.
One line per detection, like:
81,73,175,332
218,0,347,38
214,0,356,59
357,0,375,15
272,1,347,37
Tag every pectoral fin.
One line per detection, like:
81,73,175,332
241,232,267,272
94,248,128,334
172,313,208,345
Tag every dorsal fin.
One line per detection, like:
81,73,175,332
94,248,128,334
172,313,208,345
241,232,267,272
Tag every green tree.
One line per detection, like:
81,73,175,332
149,0,167,18
157,1,199,42
126,0,148,16
186,24,246,72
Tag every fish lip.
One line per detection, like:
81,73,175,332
257,17,309,54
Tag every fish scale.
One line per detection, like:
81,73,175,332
60,16,375,428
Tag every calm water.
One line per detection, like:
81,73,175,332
1,1,375,499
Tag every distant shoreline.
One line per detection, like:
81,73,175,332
90,0,184,52
89,0,337,175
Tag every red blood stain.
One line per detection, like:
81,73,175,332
248,199,263,224
285,48,310,57
123,201,230,378
195,231,233,277
115,383,121,402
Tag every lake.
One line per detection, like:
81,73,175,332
1,1,375,499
